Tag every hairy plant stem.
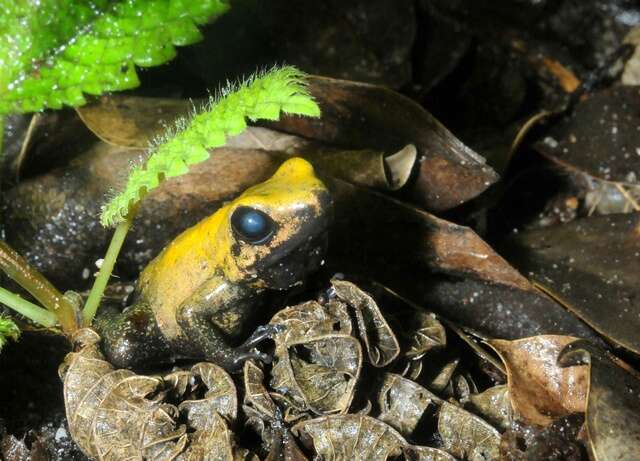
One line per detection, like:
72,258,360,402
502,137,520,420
0,240,77,332
0,286,57,327
82,209,136,326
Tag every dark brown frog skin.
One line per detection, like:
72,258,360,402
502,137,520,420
95,158,332,370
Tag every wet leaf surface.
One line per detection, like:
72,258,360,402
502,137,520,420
292,414,406,461
502,213,640,355
535,87,640,185
327,178,604,343
489,336,588,426
559,340,640,461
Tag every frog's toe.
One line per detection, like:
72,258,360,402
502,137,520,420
231,349,272,368
241,323,285,349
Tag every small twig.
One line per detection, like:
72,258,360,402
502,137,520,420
0,286,57,328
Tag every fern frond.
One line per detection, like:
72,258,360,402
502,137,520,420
0,316,20,352
0,0,230,114
100,65,321,227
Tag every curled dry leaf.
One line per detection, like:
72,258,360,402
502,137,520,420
400,309,446,361
270,335,362,415
292,414,406,461
176,362,238,426
488,335,588,427
373,373,441,437
243,360,278,421
60,329,249,460
243,360,307,461
429,359,459,394
403,445,458,461
559,340,640,461
330,279,400,367
466,385,513,432
270,301,352,343
438,402,501,461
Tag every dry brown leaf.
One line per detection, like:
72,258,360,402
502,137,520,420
373,373,441,437
270,335,362,415
489,335,588,426
403,445,458,461
438,402,501,461
330,279,400,367
559,340,640,461
59,329,250,460
292,414,406,461
466,385,513,431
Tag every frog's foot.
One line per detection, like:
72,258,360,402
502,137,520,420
240,323,285,350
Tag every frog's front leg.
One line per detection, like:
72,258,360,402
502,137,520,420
96,302,173,369
175,277,277,370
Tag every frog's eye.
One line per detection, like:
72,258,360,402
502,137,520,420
231,206,275,244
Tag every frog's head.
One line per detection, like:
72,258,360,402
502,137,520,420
220,157,332,289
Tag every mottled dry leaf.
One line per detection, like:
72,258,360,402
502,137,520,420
401,310,446,361
374,373,441,437
177,412,256,461
60,329,248,460
60,329,186,460
243,360,278,420
331,280,400,367
270,335,362,415
404,445,458,461
467,386,513,431
270,300,352,343
429,359,459,393
489,335,588,426
177,362,238,425
438,402,501,461
559,340,640,461
292,415,406,461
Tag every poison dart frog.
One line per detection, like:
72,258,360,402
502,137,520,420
95,158,331,370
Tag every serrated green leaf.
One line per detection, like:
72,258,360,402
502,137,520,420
100,66,321,227
0,0,230,115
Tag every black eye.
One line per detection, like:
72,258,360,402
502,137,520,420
231,207,275,244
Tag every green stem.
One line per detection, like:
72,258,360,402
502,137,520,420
0,240,78,332
82,213,134,326
0,286,57,327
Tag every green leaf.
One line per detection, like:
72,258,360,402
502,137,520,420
0,0,230,115
0,316,20,352
100,65,321,227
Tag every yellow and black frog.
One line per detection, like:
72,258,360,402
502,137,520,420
95,158,331,370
